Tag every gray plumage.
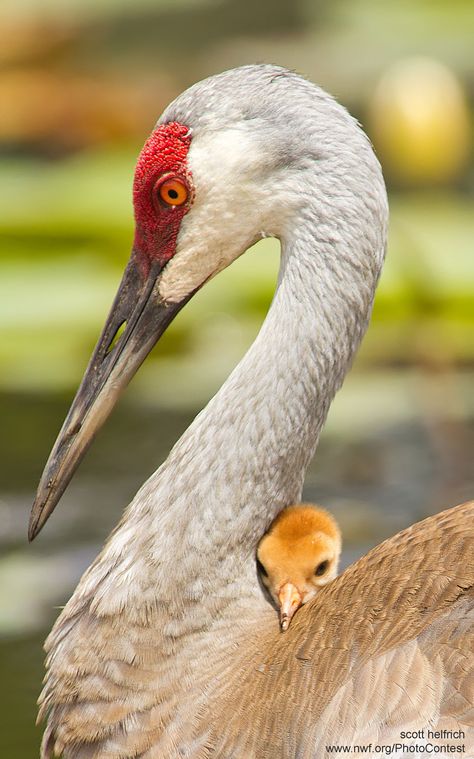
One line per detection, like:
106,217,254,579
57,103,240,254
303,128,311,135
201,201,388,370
33,66,472,758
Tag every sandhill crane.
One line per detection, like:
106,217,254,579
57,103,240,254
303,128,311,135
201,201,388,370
29,65,473,758
257,504,341,630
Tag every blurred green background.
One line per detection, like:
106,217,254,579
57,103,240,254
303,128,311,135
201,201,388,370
0,1,473,756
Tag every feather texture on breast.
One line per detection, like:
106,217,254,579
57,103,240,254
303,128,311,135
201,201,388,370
40,501,474,758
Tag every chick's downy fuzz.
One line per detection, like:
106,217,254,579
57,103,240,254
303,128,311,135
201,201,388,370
257,504,341,630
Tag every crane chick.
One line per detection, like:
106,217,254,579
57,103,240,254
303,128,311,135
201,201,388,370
257,504,341,631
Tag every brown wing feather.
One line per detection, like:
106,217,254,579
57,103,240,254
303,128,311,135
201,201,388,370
40,502,474,758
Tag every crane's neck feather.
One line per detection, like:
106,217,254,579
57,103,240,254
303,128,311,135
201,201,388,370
70,67,388,627
81,195,386,625
41,71,390,752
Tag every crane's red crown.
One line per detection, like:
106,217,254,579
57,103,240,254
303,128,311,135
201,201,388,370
133,122,193,272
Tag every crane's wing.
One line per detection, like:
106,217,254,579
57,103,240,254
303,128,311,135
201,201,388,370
39,503,473,758
208,502,474,758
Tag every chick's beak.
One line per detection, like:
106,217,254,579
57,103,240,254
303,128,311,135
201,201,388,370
28,252,194,541
278,582,303,632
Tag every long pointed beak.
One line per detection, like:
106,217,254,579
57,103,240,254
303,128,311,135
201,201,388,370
278,582,303,632
28,253,192,541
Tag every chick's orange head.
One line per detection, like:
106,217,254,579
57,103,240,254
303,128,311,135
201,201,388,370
257,504,341,629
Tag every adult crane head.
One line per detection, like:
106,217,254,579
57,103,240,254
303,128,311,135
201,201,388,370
29,65,387,540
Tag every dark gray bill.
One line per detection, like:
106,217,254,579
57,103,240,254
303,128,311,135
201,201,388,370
28,253,191,541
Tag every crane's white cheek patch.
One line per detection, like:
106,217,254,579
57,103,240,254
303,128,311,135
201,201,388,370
158,233,245,304
157,126,288,303
158,245,222,303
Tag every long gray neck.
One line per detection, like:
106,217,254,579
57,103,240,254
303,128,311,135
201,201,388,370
90,214,382,626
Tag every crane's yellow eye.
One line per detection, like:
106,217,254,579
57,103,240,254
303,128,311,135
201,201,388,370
158,178,188,206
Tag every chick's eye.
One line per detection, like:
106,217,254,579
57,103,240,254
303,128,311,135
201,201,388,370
315,560,328,576
256,558,268,578
157,178,188,206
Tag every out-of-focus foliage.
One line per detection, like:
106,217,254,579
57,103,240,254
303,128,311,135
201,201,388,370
369,58,471,185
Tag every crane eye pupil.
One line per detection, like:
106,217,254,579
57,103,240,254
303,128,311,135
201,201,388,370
156,177,189,207
315,561,328,576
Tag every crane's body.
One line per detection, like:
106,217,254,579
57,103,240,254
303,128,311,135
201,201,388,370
29,66,473,758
